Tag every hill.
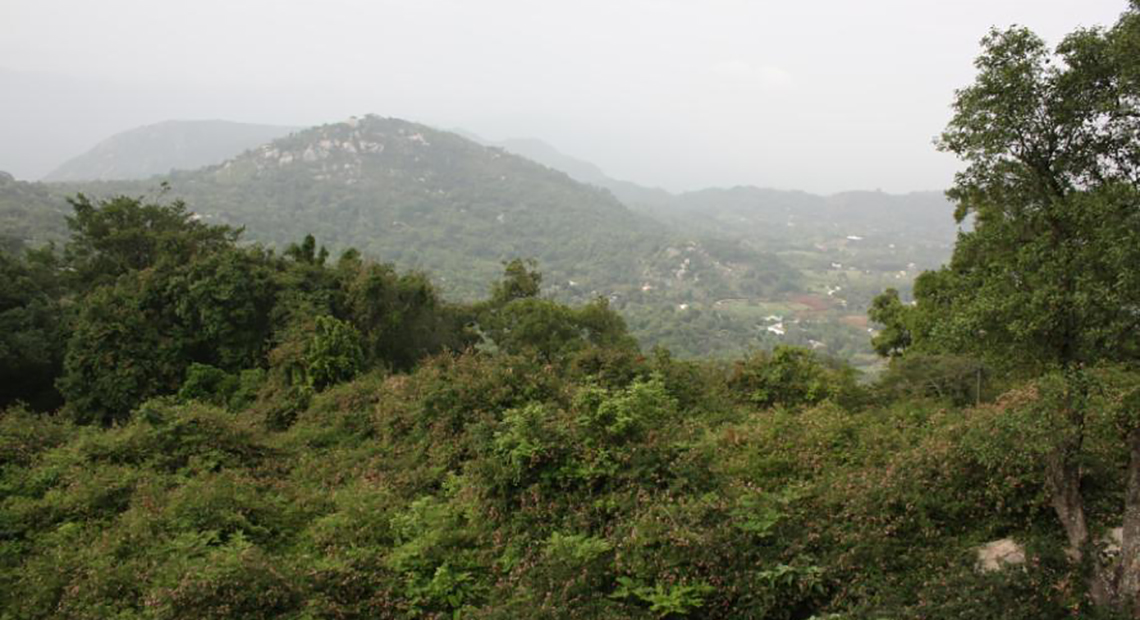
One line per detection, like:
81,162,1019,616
436,136,959,366
461,135,958,277
0,171,70,253
624,187,961,367
1,165,1130,619
57,116,800,357
20,117,966,365
25,116,963,365
43,120,297,182
461,132,676,208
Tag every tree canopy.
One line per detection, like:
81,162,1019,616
869,4,1140,611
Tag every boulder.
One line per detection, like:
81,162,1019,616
976,538,1026,573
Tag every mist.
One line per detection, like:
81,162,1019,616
0,0,1126,193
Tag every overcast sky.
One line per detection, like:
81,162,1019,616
0,0,1128,193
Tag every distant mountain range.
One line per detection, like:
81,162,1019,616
3,115,961,364
44,120,297,182
458,130,677,208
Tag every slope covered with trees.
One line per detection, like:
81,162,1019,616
54,116,803,359
0,172,70,254
0,187,1135,619
12,117,969,366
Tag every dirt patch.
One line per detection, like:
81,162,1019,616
789,294,832,312
840,315,869,329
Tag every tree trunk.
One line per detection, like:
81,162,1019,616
1047,449,1090,556
1050,422,1140,614
1118,428,1140,616
1046,446,1113,606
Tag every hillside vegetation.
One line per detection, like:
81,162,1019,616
0,172,70,253
2,191,1127,620
49,116,811,359
3,5,1140,617
27,115,958,365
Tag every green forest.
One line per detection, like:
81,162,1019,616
3,5,1140,619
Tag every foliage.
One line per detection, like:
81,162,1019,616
57,245,279,425
864,4,1140,613
7,19,1140,610
866,287,910,358
0,247,65,410
39,194,482,425
306,315,364,391
875,353,988,406
490,257,542,305
340,258,474,372
178,363,237,407
477,263,637,361
63,191,241,291
5,338,1133,619
728,345,861,410
611,576,714,617
874,12,1140,375
0,171,70,251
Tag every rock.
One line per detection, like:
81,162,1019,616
976,538,1026,573
1093,527,1124,562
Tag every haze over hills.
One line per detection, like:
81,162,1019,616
639,186,959,269
33,118,958,255
162,115,793,300
459,130,677,208
462,129,958,252
458,128,960,329
44,120,297,182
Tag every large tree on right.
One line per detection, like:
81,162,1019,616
876,2,1140,611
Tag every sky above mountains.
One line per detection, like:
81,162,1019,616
0,0,1127,193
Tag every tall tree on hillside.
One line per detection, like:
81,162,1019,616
57,195,272,424
0,247,66,410
64,191,240,290
871,3,1140,610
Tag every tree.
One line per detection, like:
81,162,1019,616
872,4,1140,610
489,258,542,305
340,260,473,371
0,247,66,410
478,261,637,362
59,244,279,425
58,276,180,425
284,234,328,265
64,192,240,290
305,315,364,391
728,346,859,410
866,288,910,358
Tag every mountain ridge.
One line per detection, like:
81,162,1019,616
44,119,298,182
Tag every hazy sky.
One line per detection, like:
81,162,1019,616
0,0,1128,193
